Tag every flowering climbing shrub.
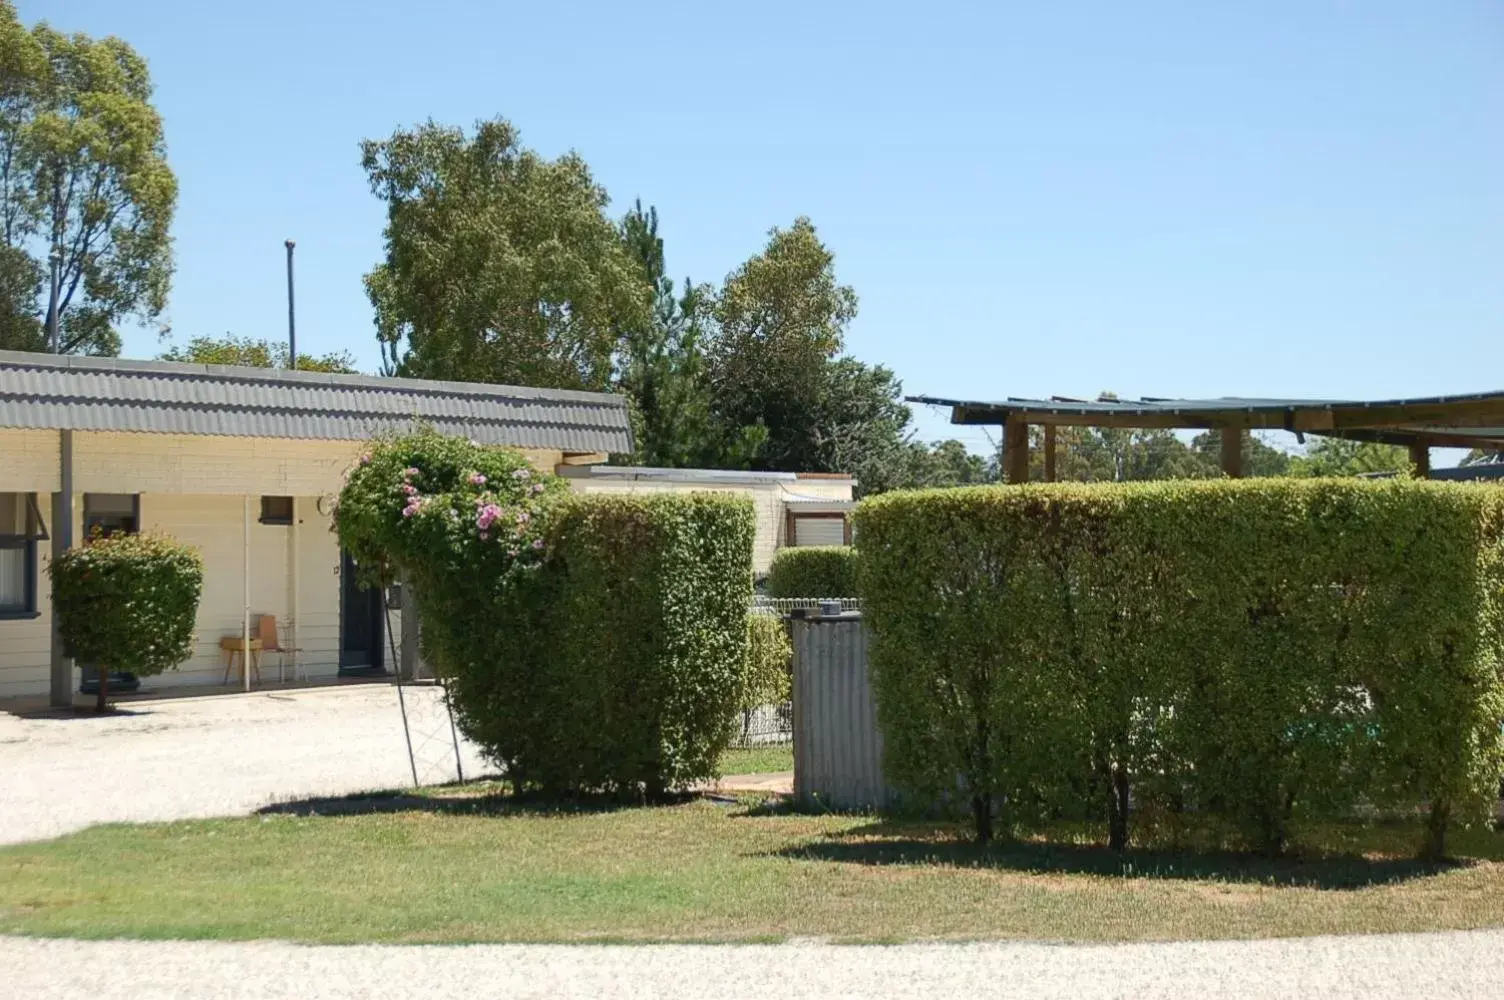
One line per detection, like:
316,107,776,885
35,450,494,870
335,430,567,593
335,430,756,798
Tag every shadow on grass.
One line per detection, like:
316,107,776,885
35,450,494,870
770,819,1475,890
256,785,704,820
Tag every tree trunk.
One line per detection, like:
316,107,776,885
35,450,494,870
973,791,993,845
1108,761,1130,852
1423,797,1450,861
94,667,109,713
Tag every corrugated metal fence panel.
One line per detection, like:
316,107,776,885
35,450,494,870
791,614,892,811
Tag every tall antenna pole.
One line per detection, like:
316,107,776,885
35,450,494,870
284,239,297,369
46,247,61,353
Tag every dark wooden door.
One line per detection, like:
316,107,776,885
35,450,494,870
339,549,384,672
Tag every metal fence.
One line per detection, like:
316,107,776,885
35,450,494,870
789,610,893,810
728,598,863,749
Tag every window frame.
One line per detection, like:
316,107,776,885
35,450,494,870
0,492,44,619
83,493,140,539
259,496,294,526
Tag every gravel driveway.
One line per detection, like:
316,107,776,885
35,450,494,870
3,931,1501,999
0,684,491,845
2,686,1500,998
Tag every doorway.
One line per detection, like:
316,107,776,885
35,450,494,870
338,549,385,675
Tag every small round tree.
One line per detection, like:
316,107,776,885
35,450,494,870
49,532,204,711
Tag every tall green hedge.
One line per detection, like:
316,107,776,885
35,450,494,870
855,479,1504,857
545,493,756,794
766,545,858,598
336,432,756,797
50,531,204,710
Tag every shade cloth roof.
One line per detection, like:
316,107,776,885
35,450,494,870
0,349,633,454
908,392,1504,450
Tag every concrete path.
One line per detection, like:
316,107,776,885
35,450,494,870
3,931,1501,999
0,684,491,844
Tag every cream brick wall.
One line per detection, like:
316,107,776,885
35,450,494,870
139,495,359,687
0,493,380,697
0,429,62,493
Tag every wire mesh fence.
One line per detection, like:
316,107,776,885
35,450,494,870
394,679,466,787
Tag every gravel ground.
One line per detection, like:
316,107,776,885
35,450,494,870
2,931,1501,999
0,684,491,844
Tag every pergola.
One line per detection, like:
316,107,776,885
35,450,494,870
909,391,1504,483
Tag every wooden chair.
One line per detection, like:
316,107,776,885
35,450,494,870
220,635,262,687
256,614,305,683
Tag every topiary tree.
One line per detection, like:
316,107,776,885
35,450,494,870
49,532,204,711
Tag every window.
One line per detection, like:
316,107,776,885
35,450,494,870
0,493,47,617
260,496,294,525
83,494,138,539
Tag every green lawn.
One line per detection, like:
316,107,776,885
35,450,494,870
718,745,793,775
3,787,1504,944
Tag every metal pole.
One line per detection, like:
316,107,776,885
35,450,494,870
46,249,61,353
290,496,300,682
243,495,251,693
48,431,73,707
284,240,296,368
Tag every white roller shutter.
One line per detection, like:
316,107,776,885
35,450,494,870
793,516,846,547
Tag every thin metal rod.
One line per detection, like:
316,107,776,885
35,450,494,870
444,684,464,785
284,240,297,369
386,603,420,787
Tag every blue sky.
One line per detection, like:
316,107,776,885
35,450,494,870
28,1,1504,457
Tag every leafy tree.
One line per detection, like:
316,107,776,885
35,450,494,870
1030,425,1211,483
708,217,859,472
805,358,916,495
0,3,176,355
1190,430,1294,477
904,439,994,488
158,334,357,373
1288,438,1409,477
362,117,649,390
615,202,761,467
0,242,42,349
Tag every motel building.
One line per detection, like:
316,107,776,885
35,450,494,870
0,350,851,707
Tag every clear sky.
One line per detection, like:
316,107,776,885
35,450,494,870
26,1,1504,456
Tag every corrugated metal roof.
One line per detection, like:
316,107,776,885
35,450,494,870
907,391,1504,449
0,350,633,454
909,391,1504,419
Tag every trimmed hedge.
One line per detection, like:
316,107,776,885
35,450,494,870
766,545,858,598
336,432,756,797
855,479,1504,857
545,493,757,794
741,612,793,714
50,531,204,709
